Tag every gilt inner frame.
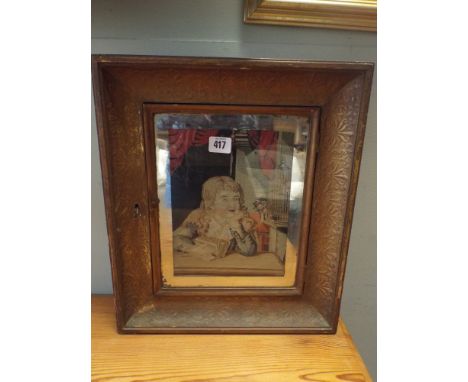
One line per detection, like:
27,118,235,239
143,104,320,291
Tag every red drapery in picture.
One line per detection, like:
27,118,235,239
168,129,278,176
168,129,219,173
247,130,278,179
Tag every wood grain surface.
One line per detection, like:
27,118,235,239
92,295,372,381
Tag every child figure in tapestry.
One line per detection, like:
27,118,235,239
173,176,258,261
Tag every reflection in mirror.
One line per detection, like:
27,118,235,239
154,113,310,281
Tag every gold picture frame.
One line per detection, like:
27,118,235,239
92,55,374,333
244,0,377,32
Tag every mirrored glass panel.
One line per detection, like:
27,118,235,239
153,110,312,287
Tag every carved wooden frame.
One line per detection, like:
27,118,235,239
92,55,373,333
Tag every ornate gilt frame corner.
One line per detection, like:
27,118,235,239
244,0,377,32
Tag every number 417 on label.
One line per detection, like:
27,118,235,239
208,136,232,154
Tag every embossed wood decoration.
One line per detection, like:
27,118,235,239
92,55,373,333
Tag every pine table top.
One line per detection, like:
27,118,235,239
92,294,371,382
